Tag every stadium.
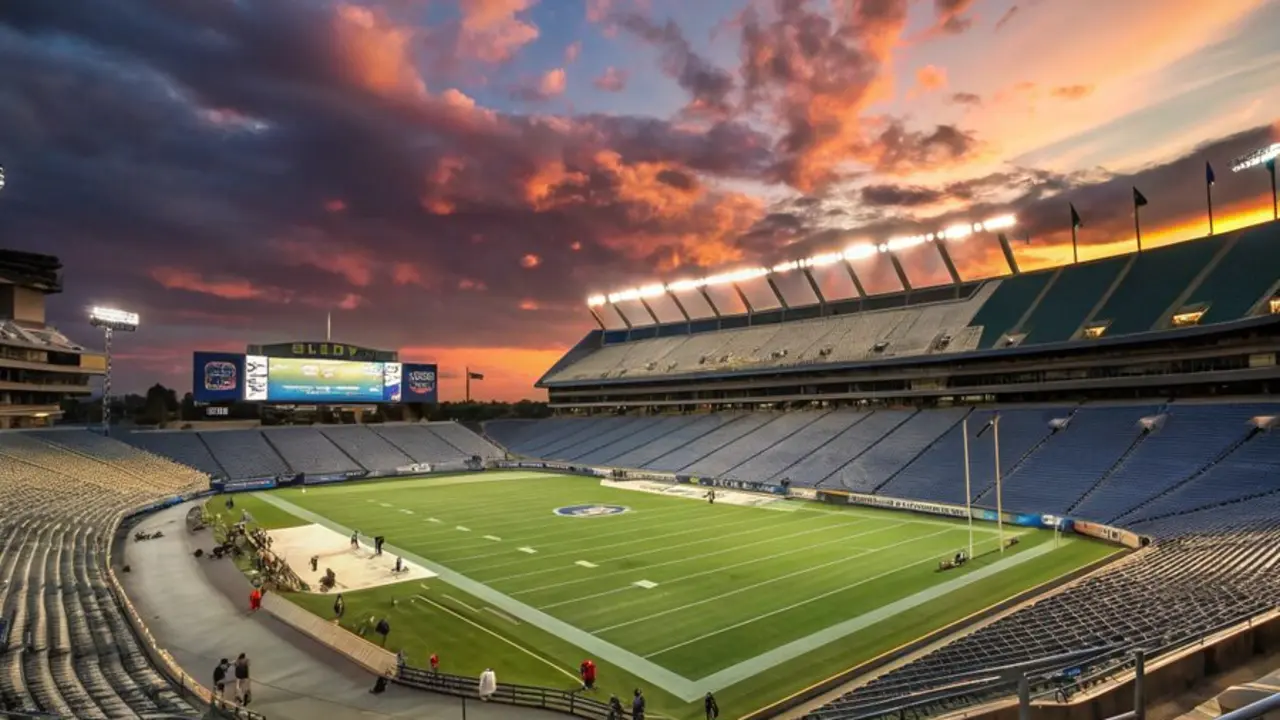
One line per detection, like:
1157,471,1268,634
3,212,1280,720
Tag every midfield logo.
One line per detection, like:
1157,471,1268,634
554,504,630,517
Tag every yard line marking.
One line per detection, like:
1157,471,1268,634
427,518,442,523
518,517,882,594
395,497,710,540
456,526,470,532
685,543,1059,690
463,512,813,573
575,560,597,568
484,607,521,625
518,547,537,554
379,502,393,508
590,528,958,634
633,580,658,589
401,509,414,514
484,535,502,541
442,594,480,613
535,523,906,609
414,596,579,684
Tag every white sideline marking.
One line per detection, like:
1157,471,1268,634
379,502,392,508
401,509,414,514
518,547,537,554
484,535,502,541
413,595,579,684
442,594,480,613
484,607,521,625
633,580,658,589
456,526,470,532
592,528,956,634
536,523,906,609
575,560,597,568
427,517,442,523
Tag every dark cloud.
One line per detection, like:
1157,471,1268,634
994,5,1020,31
933,0,977,34
860,185,945,207
1051,84,1095,100
618,14,735,117
949,91,982,106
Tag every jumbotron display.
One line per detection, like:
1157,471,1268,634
192,351,436,404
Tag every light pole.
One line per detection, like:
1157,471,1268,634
1231,144,1280,220
89,307,139,435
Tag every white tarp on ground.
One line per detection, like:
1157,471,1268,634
267,523,436,593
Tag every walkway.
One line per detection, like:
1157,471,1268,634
118,501,557,720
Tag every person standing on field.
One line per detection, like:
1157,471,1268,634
233,653,251,705
478,668,497,701
704,692,720,719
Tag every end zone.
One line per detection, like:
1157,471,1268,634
266,523,436,593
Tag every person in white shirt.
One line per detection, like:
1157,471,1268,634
478,668,497,701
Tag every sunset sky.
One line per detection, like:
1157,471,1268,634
3,0,1279,401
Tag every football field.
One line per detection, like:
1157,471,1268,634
227,472,1119,719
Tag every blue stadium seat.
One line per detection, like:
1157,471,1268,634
779,410,916,487
1020,257,1128,345
199,430,291,479
1180,223,1280,325
319,426,414,471
262,428,363,475
1088,237,1224,336
607,414,744,469
734,411,870,483
685,411,830,478
967,275,1053,349
647,413,777,472
831,408,968,493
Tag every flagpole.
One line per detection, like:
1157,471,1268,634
1268,159,1278,221
1070,224,1078,264
994,414,1005,554
465,366,471,403
1134,203,1142,252
1207,176,1215,235
962,416,974,560
326,312,332,342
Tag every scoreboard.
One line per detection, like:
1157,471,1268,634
192,347,437,404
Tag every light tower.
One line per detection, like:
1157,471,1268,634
89,307,139,435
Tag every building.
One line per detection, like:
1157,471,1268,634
0,250,105,427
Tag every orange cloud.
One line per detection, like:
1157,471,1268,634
518,299,540,310
564,41,582,63
593,66,628,92
520,253,542,268
391,262,431,287
332,4,425,97
1051,84,1094,100
457,278,488,291
914,65,948,94
149,267,277,301
398,345,568,401
538,68,566,97
271,237,375,286
324,198,347,213
458,0,540,63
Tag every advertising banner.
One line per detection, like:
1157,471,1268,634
697,477,787,496
846,492,970,518
396,463,433,475
303,471,367,485
192,352,245,403
267,358,386,403
401,363,439,404
788,487,819,501
215,477,277,493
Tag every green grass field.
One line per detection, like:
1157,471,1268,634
209,472,1120,720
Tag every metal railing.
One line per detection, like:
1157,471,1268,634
396,666,614,718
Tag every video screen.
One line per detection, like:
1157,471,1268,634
266,358,386,403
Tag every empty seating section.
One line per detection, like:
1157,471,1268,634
647,414,777,472
987,406,1157,515
730,412,866,482
371,425,468,464
264,428,363,475
966,274,1052,348
0,432,211,717
319,426,413,471
199,430,291,479
558,417,665,462
607,414,742,469
573,415,705,466
1181,224,1280,325
831,409,967,493
536,417,635,460
121,432,225,477
1121,426,1280,523
1090,238,1222,336
1070,403,1276,522
543,288,994,382
1020,257,1128,344
809,501,1280,719
881,408,1061,504
780,410,915,487
426,422,504,459
687,411,828,478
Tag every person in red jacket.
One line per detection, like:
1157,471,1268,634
248,588,262,612
430,653,439,674
580,659,596,691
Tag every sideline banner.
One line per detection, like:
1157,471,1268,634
303,471,366,486
788,487,818,501
213,477,277,493
846,492,970,519
696,477,787,496
1072,519,1145,548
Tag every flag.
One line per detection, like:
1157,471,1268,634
1132,187,1148,208
1070,203,1082,228
467,371,485,380
1205,162,1216,186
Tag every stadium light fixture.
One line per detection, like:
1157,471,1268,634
88,306,139,436
0,164,5,193
583,213,1017,308
1231,144,1280,173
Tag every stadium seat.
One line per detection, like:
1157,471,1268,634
1087,237,1224,336
966,275,1053,349
262,427,364,475
1019,257,1129,345
1178,224,1280,326
199,429,291,479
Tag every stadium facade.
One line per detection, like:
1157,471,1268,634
0,250,105,427
538,221,1280,408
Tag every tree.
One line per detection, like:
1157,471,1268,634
141,383,170,426
180,392,197,421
